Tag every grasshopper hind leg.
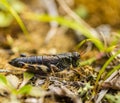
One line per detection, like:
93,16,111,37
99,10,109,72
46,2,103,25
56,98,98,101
50,64,61,72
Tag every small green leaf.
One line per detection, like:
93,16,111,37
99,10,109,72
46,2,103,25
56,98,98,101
105,94,120,103
0,74,8,86
17,85,32,95
23,72,34,81
23,72,34,85
19,72,34,88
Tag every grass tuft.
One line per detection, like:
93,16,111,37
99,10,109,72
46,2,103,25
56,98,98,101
24,13,104,51
94,50,120,94
0,0,28,36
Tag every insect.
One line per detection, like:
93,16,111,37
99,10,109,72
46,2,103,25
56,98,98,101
9,52,80,74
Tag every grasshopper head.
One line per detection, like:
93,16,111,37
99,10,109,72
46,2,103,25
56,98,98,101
71,52,80,67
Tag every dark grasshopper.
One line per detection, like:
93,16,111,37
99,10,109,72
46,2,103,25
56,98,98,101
9,52,80,74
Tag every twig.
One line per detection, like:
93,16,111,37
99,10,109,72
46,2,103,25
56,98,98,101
95,70,118,103
56,0,100,39
40,0,59,43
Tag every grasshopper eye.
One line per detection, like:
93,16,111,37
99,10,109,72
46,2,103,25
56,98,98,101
18,62,25,67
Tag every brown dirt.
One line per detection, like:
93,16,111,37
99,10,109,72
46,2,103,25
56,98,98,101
75,0,120,28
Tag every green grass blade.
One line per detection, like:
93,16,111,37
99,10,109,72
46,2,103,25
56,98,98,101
0,0,28,35
104,64,120,80
95,50,120,90
75,39,90,49
79,57,96,66
25,14,104,51
105,45,116,53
